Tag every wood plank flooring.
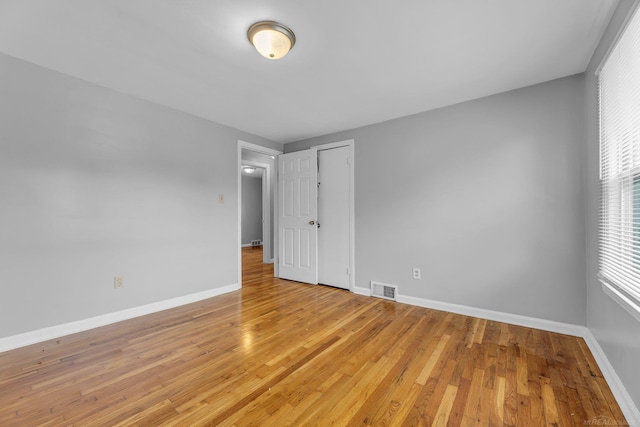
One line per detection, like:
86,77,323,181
0,247,627,426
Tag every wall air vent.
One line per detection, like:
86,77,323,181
370,281,397,301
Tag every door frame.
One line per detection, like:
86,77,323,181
279,139,355,291
241,159,271,264
238,141,282,287
313,139,355,292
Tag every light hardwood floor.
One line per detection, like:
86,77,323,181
0,247,627,426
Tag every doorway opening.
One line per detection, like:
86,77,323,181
237,141,282,287
241,163,265,249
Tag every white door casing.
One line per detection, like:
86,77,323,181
318,146,350,290
241,159,272,264
237,140,282,286
278,148,318,284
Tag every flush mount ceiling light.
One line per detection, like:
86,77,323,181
247,21,296,60
243,166,256,174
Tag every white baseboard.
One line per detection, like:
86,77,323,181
396,294,587,336
582,330,640,425
395,292,640,424
353,286,372,297
1,283,637,423
0,283,239,353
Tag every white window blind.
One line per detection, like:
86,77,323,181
598,4,640,316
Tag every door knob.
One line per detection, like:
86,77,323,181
309,220,315,225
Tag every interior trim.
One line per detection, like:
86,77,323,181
601,280,640,323
0,284,239,353
238,140,283,283
396,293,640,424
312,139,356,291
353,286,372,297
1,283,637,423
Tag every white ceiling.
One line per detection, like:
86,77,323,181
0,0,619,144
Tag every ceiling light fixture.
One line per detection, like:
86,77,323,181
243,166,256,174
247,21,296,60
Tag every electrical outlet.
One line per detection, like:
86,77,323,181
114,276,124,289
412,268,421,280
218,194,225,204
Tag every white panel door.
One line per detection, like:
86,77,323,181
278,149,318,284
318,146,350,289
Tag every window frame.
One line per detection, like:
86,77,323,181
597,3,640,322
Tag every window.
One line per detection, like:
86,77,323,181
598,4,640,319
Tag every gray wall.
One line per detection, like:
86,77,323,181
585,0,640,408
0,52,280,338
241,174,263,245
287,74,587,325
